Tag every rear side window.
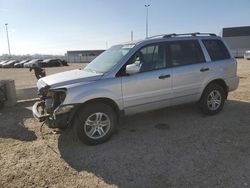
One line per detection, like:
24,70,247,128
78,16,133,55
166,40,205,67
202,39,231,61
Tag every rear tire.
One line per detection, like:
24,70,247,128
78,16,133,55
74,102,117,145
199,83,226,115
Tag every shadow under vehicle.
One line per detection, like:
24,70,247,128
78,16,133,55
57,100,250,188
0,100,37,141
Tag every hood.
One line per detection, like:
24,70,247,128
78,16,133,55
37,69,103,90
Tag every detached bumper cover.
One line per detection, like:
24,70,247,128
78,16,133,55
32,101,69,128
32,102,50,122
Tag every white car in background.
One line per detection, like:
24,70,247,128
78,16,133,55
244,50,250,60
14,59,31,68
0,60,9,68
23,59,43,68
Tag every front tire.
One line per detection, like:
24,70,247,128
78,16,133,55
74,102,117,145
200,83,226,115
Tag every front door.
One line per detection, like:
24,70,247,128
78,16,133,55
121,44,173,114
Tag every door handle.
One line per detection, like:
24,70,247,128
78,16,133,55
158,74,171,79
200,67,210,72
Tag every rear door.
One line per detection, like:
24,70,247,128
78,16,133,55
167,40,208,104
121,43,173,114
201,39,235,78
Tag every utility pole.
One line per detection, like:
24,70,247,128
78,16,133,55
145,4,150,38
131,30,133,41
5,23,11,57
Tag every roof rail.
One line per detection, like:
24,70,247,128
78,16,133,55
146,34,167,39
147,32,216,39
163,32,217,38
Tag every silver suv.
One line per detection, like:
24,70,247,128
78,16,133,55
33,32,239,145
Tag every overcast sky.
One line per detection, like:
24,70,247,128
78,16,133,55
0,0,250,55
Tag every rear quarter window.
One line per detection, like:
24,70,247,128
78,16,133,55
202,39,231,61
166,40,205,67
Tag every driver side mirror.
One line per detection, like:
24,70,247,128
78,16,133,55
126,64,140,75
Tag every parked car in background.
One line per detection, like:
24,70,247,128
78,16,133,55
0,60,9,68
61,60,69,66
32,32,239,145
39,59,62,67
244,50,250,60
24,59,43,68
2,60,19,68
14,59,31,68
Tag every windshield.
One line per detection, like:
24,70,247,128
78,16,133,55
84,44,134,73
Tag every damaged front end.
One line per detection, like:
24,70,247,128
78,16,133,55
32,85,74,129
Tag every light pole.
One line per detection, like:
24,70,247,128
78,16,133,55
145,4,150,38
5,23,11,57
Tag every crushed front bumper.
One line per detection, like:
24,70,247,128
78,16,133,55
32,101,69,128
32,101,50,122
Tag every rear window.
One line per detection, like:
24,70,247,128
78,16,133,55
202,39,231,61
166,40,205,67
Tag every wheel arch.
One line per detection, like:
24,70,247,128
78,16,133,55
69,97,123,127
200,79,228,101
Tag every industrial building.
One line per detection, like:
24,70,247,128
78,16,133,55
222,26,250,57
67,50,105,63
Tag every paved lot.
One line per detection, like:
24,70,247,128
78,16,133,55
0,59,250,188
0,64,83,100
0,63,83,89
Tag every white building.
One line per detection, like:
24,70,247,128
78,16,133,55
222,26,250,57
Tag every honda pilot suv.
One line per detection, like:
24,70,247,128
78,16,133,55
33,32,239,145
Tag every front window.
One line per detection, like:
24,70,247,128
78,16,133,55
84,44,134,73
127,44,165,72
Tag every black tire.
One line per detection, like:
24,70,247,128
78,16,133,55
199,83,226,115
74,102,117,145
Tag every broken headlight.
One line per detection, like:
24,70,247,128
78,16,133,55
45,89,67,113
